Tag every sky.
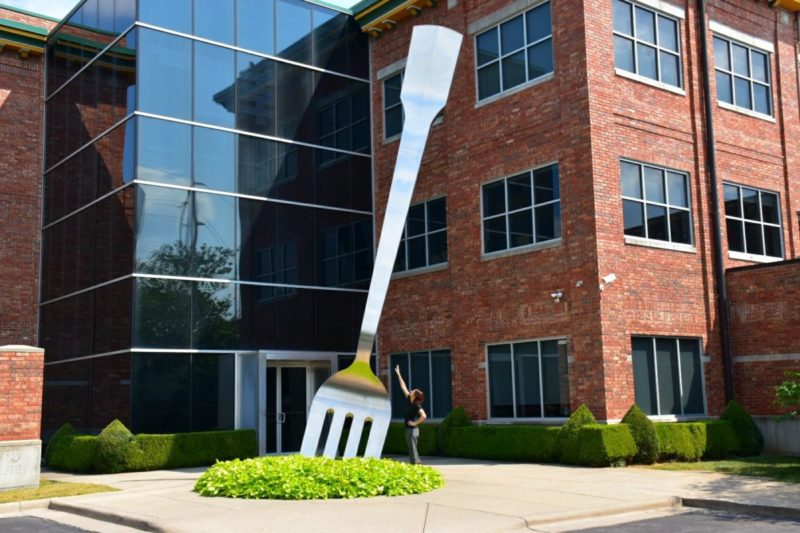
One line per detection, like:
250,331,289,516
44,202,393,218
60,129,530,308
3,0,77,19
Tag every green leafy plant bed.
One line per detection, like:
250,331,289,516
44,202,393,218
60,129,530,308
194,455,444,499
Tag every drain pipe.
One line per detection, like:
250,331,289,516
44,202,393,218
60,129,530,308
697,0,735,403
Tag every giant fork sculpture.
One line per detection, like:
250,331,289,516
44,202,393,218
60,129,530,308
300,25,462,459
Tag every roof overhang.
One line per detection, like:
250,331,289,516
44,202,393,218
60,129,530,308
0,18,47,57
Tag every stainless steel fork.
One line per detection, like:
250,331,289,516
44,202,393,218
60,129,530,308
299,25,462,459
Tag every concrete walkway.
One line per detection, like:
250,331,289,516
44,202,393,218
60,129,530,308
32,457,800,532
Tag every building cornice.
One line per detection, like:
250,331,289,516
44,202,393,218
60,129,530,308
0,18,47,57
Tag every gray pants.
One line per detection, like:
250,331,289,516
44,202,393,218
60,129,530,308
405,427,421,464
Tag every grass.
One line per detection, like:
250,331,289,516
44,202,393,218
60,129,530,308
0,479,116,504
648,455,800,483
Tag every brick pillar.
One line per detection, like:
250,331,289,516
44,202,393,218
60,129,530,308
0,345,44,491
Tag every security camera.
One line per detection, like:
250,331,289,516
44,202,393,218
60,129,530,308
601,273,617,284
550,291,563,299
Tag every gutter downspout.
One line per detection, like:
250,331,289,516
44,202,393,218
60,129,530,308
697,0,735,403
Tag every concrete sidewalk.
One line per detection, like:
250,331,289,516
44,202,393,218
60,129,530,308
34,457,800,532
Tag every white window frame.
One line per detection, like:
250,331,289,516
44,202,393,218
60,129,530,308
712,31,773,118
723,182,783,261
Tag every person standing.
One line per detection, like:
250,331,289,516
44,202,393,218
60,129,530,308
394,365,427,465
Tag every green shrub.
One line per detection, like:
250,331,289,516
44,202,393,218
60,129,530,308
437,407,471,455
576,424,637,467
703,420,741,459
382,423,438,456
721,400,763,456
194,456,444,499
447,425,559,463
655,422,704,461
558,404,597,464
46,434,97,473
131,430,258,471
622,405,659,464
94,420,137,474
44,423,76,467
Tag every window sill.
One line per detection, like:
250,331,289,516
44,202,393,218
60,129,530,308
645,414,709,422
481,238,562,261
485,418,568,425
383,116,444,145
717,101,775,123
624,235,696,254
615,68,685,96
728,251,783,263
391,262,448,280
475,72,554,109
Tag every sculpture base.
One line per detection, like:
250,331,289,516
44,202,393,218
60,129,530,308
0,440,41,492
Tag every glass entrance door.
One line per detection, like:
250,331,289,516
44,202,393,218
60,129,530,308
280,367,307,452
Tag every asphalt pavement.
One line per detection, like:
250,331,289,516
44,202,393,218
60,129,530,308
0,516,89,532
577,509,800,532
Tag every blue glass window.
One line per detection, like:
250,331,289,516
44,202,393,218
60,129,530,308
194,42,235,127
138,29,192,120
237,0,275,54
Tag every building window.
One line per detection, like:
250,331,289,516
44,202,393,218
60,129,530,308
384,72,404,139
713,35,771,115
613,0,682,88
320,219,373,287
318,89,370,164
482,163,561,254
256,242,297,301
394,197,447,273
475,1,553,101
621,161,692,245
632,337,704,416
391,350,452,419
724,183,782,258
488,339,569,419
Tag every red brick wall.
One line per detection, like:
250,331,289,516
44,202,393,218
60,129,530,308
0,347,44,441
728,259,800,415
370,0,800,421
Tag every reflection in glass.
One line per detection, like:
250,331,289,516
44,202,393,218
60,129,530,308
134,278,191,348
195,42,235,127
237,0,275,54
137,117,191,186
138,0,191,34
139,28,191,119
132,354,190,433
194,127,235,193
195,0,234,44
276,0,312,64
235,53,276,135
488,345,513,417
191,354,235,431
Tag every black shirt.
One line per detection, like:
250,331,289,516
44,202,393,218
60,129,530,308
404,397,422,428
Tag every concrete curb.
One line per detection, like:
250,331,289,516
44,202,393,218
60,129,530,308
0,498,50,515
525,497,682,526
681,498,800,520
48,500,169,533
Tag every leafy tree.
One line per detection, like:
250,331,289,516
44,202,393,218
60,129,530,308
775,370,800,419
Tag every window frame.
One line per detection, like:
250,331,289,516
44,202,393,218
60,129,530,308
255,241,298,303
723,182,784,261
631,336,707,418
473,0,554,103
394,196,448,274
712,34,773,118
383,71,404,140
320,219,373,287
484,337,569,421
620,159,694,246
390,349,452,420
612,0,684,90
480,162,562,257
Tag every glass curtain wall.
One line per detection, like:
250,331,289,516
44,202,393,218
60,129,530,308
41,0,371,435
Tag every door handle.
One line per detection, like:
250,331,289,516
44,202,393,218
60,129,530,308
277,412,286,423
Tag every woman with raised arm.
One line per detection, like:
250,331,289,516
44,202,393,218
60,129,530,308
394,365,427,465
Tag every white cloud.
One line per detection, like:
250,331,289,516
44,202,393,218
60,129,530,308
4,0,78,19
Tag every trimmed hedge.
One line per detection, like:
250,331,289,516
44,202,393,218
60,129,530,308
447,425,560,463
703,420,741,460
576,424,637,467
622,405,659,464
558,404,597,464
45,421,257,473
382,422,439,456
721,400,763,456
655,422,704,461
437,407,471,456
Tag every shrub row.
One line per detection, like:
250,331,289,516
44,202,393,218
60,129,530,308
46,420,257,474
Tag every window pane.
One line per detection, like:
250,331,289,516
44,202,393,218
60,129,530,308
194,193,236,278
476,28,499,66
635,7,656,43
237,0,275,54
394,239,406,272
637,43,658,80
644,167,665,203
615,36,635,72
478,63,501,100
632,337,657,415
507,173,532,211
194,127,235,193
407,203,426,236
669,208,691,244
384,73,402,106
390,354,409,419
540,341,568,417
139,29,192,120
488,345,514,418
431,351,452,418
527,39,553,79
407,236,427,269
731,43,749,76
535,203,560,241
761,192,779,224
534,165,559,202
135,185,191,275
726,218,745,252
753,83,770,115
667,172,688,207
195,0,234,44
724,184,741,217
134,278,192,348
191,354,235,431
658,16,678,52
621,161,642,198
410,352,431,415
623,200,645,237
276,0,312,64
385,107,403,138
526,2,551,43
742,188,760,220
508,210,534,247
428,231,447,265
500,15,524,54
713,37,729,70
716,71,733,104
656,339,681,415
132,354,190,433
483,181,506,217
427,198,447,231
137,117,191,186
613,0,633,35
751,51,768,83
745,222,764,255
235,53,276,136
734,76,752,109
646,204,668,241
484,216,507,252
764,226,782,258
502,51,526,90
679,340,704,415
660,51,680,87
514,342,541,418
139,0,191,34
